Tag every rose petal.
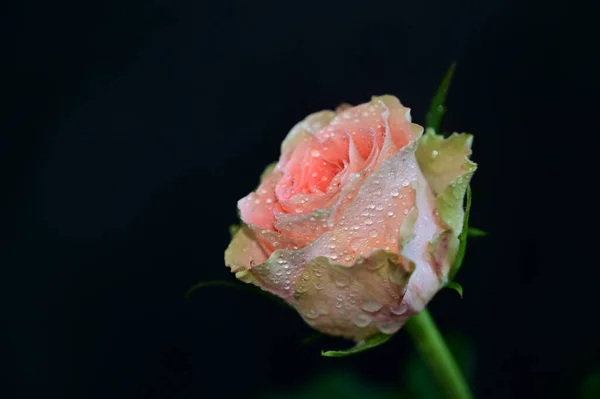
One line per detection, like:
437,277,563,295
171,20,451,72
291,250,415,341
238,167,283,230
281,111,336,159
224,225,269,273
416,129,477,233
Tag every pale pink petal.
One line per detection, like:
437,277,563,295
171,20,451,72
238,169,283,230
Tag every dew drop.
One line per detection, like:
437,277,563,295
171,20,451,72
402,180,410,187
296,284,309,293
364,219,373,225
432,150,439,158
302,272,311,281
378,320,404,334
305,309,319,319
353,314,372,328
390,303,408,315
369,229,378,238
334,274,350,287
375,204,384,211
314,282,324,290
387,211,395,217
390,190,400,197
311,149,321,157
361,300,383,313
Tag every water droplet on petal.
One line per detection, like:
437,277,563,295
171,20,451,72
391,190,399,197
390,303,408,315
305,309,319,319
364,219,373,225
353,314,372,327
334,273,350,287
369,229,379,238
378,320,404,334
387,211,395,217
296,284,309,293
361,300,383,313
311,149,321,157
432,150,439,157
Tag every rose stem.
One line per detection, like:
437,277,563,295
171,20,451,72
404,308,474,399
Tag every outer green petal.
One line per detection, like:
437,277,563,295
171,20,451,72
416,129,477,235
224,224,268,278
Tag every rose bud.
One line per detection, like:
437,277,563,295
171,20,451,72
225,96,476,342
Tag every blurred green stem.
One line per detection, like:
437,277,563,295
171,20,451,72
405,309,474,399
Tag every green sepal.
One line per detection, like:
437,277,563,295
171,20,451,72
467,227,487,237
450,185,471,280
321,333,392,357
445,281,463,298
426,62,456,134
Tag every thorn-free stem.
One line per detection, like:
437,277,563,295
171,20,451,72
405,308,474,399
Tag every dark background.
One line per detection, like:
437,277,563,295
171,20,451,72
2,0,597,398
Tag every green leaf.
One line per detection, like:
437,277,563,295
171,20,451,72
446,281,463,297
321,333,393,358
426,62,456,133
467,227,487,237
450,184,472,280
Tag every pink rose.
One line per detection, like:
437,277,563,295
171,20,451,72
225,95,476,341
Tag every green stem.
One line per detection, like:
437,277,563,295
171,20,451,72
405,309,474,399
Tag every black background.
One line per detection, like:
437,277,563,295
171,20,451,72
2,0,597,398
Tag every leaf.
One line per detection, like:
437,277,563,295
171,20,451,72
185,279,289,309
450,184,472,280
467,227,487,237
321,333,393,358
426,62,456,134
446,281,463,297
